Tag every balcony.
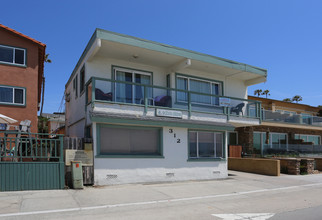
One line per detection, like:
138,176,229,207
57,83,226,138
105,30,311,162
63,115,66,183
263,110,322,127
85,77,262,126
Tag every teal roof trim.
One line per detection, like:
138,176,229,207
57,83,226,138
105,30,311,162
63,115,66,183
66,28,267,88
96,29,267,76
66,30,97,88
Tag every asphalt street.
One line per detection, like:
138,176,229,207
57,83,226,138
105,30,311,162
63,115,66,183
1,171,322,220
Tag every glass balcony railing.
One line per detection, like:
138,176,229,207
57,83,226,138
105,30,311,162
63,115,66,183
262,110,322,127
85,77,262,120
263,144,322,156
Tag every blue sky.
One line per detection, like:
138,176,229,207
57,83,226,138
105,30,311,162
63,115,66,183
1,0,322,113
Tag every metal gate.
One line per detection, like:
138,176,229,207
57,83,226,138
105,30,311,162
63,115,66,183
0,132,64,191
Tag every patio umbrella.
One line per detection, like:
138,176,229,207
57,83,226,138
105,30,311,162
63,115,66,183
0,114,18,124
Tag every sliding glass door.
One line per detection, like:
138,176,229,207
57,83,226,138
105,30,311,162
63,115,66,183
114,68,152,104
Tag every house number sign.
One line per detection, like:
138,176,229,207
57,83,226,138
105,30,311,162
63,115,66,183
169,128,181,143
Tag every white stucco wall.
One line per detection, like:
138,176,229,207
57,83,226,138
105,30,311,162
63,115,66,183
65,61,87,137
93,124,228,185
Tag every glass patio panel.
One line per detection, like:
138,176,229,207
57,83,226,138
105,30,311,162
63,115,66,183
198,132,214,157
189,131,197,157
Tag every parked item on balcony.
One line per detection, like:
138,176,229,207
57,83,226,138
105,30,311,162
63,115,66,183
95,89,112,101
230,103,245,116
154,95,172,108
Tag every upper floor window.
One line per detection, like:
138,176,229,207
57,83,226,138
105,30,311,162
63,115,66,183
0,85,25,106
176,74,222,106
0,45,26,66
73,75,78,98
114,67,152,104
80,65,85,94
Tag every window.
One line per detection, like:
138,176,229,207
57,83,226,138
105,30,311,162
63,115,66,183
114,67,152,104
98,125,161,156
0,45,26,66
254,132,287,154
80,66,85,94
271,133,287,148
189,131,223,159
228,132,238,145
73,75,78,98
295,134,320,145
0,86,25,105
176,75,222,106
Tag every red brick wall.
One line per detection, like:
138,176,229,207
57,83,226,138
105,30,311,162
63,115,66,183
0,29,40,133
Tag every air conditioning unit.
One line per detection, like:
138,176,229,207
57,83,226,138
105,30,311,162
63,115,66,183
65,93,70,102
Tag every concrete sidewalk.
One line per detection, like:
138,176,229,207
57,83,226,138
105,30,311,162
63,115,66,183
1,171,322,219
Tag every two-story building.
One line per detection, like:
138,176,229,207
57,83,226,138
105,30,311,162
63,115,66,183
236,96,322,156
0,24,46,132
65,29,267,185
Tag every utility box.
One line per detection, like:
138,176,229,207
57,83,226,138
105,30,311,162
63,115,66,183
71,161,83,189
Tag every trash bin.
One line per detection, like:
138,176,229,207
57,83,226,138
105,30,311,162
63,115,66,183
71,161,83,189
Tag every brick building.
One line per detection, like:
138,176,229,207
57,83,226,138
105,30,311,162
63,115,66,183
236,96,322,156
0,24,46,132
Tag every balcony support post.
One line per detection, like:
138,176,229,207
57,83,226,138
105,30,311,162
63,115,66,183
259,102,262,123
144,86,148,115
188,92,191,118
92,78,96,102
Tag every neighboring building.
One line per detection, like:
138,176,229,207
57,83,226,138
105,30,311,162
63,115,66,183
40,112,65,135
0,24,46,133
65,29,267,185
236,96,322,156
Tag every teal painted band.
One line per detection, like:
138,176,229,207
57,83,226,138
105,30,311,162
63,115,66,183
187,158,226,162
95,155,165,159
91,116,235,131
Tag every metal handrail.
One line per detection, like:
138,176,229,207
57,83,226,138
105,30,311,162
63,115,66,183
86,76,262,119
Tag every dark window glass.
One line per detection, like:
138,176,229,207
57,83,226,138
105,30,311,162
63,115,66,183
14,88,24,104
15,49,24,65
189,132,197,157
100,126,160,155
0,87,13,103
0,46,13,63
199,132,214,157
228,132,237,145
80,66,85,93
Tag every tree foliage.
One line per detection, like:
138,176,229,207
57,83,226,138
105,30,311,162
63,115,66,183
254,89,262,97
261,90,270,98
292,95,303,103
283,98,292,102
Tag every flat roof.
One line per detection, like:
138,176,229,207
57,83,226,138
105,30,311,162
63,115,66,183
67,28,267,87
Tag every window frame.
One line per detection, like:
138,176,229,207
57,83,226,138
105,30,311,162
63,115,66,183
188,130,225,161
80,65,85,95
175,73,223,106
0,85,26,106
0,44,26,67
96,123,164,158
